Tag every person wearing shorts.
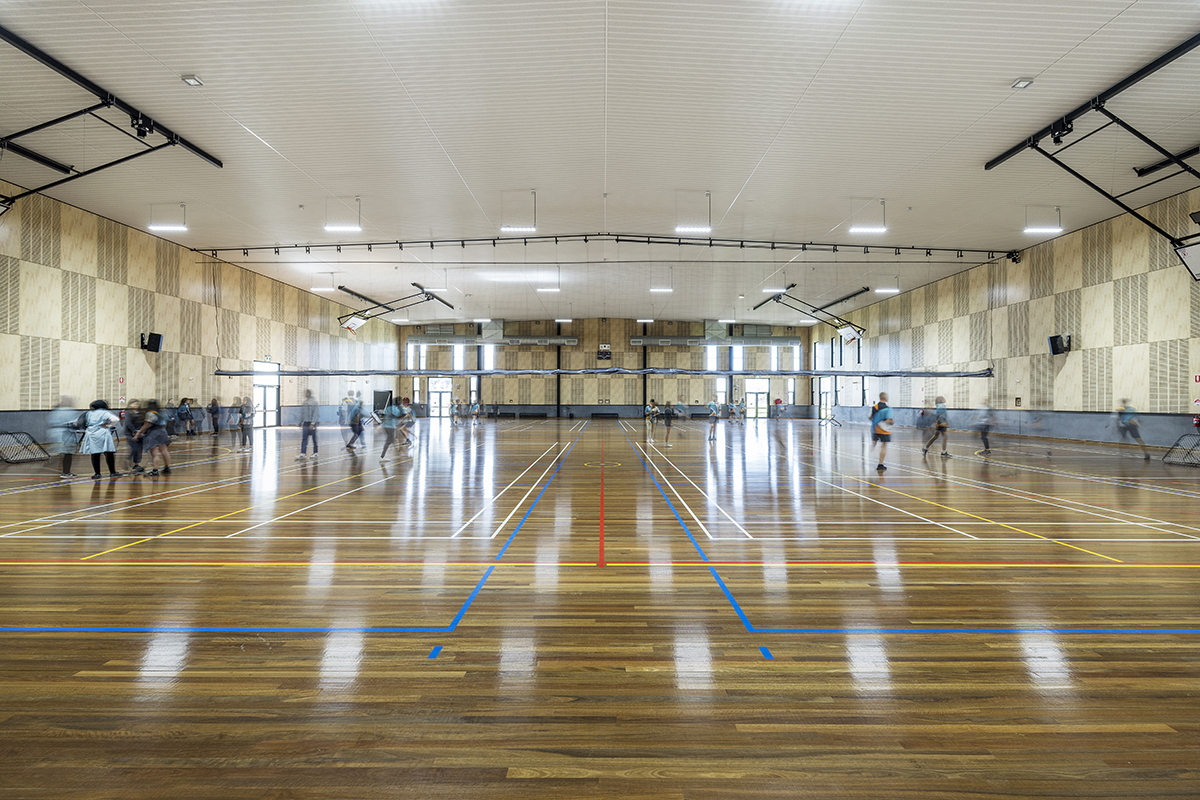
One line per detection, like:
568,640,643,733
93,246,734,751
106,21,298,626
399,398,416,446
869,392,894,472
1117,399,1151,460
661,401,677,446
645,400,659,441
922,395,950,457
706,397,720,441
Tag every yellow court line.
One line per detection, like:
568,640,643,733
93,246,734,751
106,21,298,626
782,441,1124,563
4,560,1200,569
80,463,393,561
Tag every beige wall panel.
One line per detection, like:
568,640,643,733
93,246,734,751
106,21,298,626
968,362,992,408
1080,283,1114,350
1148,268,1190,343
1190,340,1200,406
156,295,181,353
937,275,955,321
1008,356,1030,408
20,260,61,339
1007,260,1030,305
0,212,17,260
59,341,96,403
178,353,205,398
952,316,970,363
199,304,219,358
1053,350,1082,410
1111,214,1150,280
1113,344,1150,409
0,334,18,407
271,321,286,364
60,206,96,276
582,377,599,404
239,313,256,357
1028,295,1055,354
910,285,926,325
219,263,242,311
1053,235,1083,293
990,305,1009,359
127,348,160,400
179,253,206,303
95,280,129,347
968,266,988,314
127,234,156,291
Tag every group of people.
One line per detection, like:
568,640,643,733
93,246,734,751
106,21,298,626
449,399,482,427
643,400,680,446
47,396,175,479
329,392,418,461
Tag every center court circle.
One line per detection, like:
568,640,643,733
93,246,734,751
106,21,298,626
583,461,621,467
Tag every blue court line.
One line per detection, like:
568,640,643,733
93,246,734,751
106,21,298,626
0,565,497,635
759,646,773,659
428,645,443,659
624,436,708,562
493,439,577,561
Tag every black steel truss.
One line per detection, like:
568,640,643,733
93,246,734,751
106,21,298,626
751,284,867,335
336,283,455,324
986,30,1200,247
0,23,221,204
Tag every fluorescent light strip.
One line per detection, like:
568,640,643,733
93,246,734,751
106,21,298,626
848,226,887,234
311,287,336,292
1024,226,1063,234
637,319,654,323
536,287,560,292
675,225,711,234
324,224,361,232
649,288,673,293
390,318,409,323
875,288,900,294
762,288,785,293
555,318,572,323
474,318,490,323
148,224,188,232
500,226,536,233
718,319,735,324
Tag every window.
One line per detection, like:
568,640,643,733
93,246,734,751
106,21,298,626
419,344,428,370
731,345,744,371
770,346,778,372
412,377,420,404
788,378,795,405
453,344,465,371
716,387,727,406
706,345,717,372
406,342,415,369
469,376,478,404
482,344,496,371
793,344,801,371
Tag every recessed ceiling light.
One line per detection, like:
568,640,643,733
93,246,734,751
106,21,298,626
555,318,572,323
675,225,711,234
848,226,887,234
324,224,361,233
536,287,560,292
649,288,673,293
500,226,536,233
1011,77,1034,90
1023,226,1063,234
762,288,785,293
637,319,654,323
181,74,204,87
874,287,900,294
147,224,187,232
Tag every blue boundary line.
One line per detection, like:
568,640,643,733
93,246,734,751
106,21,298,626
759,646,774,659
493,440,576,561
629,438,1200,636
428,645,443,659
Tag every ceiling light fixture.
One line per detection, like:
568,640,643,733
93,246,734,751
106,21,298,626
501,226,536,233
762,288,785,293
181,74,204,87
1011,77,1034,90
849,199,887,234
718,319,735,323
675,225,711,234
536,287,560,292
474,318,490,323
325,196,362,233
555,318,572,323
875,275,900,294
649,287,673,293
148,202,187,232
1024,205,1063,234
637,319,654,323
311,272,337,292
390,318,409,323
501,189,536,234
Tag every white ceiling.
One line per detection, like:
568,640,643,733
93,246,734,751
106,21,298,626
2,0,1200,326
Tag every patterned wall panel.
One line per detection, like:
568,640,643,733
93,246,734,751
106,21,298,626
1030,245,1054,299
284,324,298,365
952,272,969,318
924,282,939,324
95,344,126,402
987,260,1008,309
1193,281,1200,338
61,271,96,343
97,218,128,284
1082,222,1113,287
1082,349,1113,412
969,311,989,362
1113,274,1148,347
256,317,271,359
271,282,286,323
154,351,181,402
218,307,240,356
239,270,256,316
180,300,202,355
0,255,19,335
128,287,155,347
21,336,59,408
1149,339,1189,413
1008,301,1028,357
20,195,61,269
155,240,180,297
1054,289,1081,343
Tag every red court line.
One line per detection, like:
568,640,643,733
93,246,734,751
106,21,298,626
2,560,1199,568
599,439,605,568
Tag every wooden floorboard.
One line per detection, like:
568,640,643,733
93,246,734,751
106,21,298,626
1,418,1199,798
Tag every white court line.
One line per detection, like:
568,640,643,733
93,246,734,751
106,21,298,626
450,443,560,537
646,443,752,538
9,534,1200,543
456,442,572,540
809,476,981,540
223,475,397,537
637,443,724,540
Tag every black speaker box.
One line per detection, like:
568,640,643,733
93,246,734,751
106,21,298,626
141,332,163,352
1048,334,1070,355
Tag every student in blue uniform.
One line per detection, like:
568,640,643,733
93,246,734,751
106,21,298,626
399,397,416,447
922,395,950,457
869,391,894,472
706,396,721,441
661,401,677,447
1117,399,1151,460
645,399,659,441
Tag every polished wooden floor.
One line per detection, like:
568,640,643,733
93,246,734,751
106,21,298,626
1,417,1199,798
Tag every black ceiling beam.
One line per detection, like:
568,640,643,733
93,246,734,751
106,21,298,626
1030,143,1179,244
1094,105,1200,185
410,282,454,310
337,290,430,324
3,140,175,203
337,285,394,311
0,22,222,170
986,29,1200,171
1136,144,1200,178
815,286,871,311
0,141,72,175
751,283,797,311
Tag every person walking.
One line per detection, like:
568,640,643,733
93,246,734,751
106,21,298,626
706,396,721,440
869,391,895,472
1116,399,1152,460
661,401,677,446
46,396,80,479
399,396,416,447
177,398,194,435
228,397,243,448
471,400,481,427
296,389,320,460
379,395,403,460
238,396,255,451
133,399,172,475
207,397,222,436
345,393,364,450
80,400,123,479
124,399,146,473
645,399,659,441
922,396,950,458
975,401,996,455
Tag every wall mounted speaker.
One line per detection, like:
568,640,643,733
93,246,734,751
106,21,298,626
141,332,163,352
1048,334,1071,355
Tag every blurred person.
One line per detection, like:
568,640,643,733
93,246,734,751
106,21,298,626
297,389,320,460
1117,399,1151,460
46,396,80,479
922,396,950,458
207,397,222,436
133,399,172,476
80,399,122,479
124,399,146,473
869,391,895,472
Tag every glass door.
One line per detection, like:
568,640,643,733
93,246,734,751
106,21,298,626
252,361,280,428
429,392,450,418
747,392,769,418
